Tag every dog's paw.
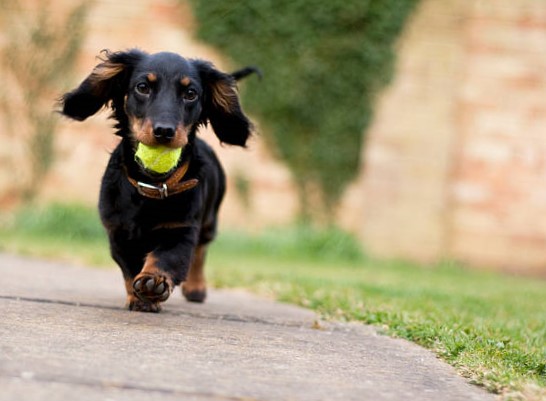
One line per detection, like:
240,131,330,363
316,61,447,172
126,297,162,313
132,273,172,306
182,282,207,303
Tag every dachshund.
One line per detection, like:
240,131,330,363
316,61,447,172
61,49,256,312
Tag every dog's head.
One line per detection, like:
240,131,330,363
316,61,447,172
61,49,252,149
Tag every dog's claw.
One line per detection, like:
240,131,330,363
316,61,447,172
155,282,165,294
159,291,170,301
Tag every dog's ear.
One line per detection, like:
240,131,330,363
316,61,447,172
61,49,145,121
194,60,252,147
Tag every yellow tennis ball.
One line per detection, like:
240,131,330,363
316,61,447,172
135,143,182,174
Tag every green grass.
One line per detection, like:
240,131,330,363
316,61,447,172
208,236,545,399
1,203,545,400
0,202,112,266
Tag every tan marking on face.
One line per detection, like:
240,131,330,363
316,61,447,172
129,116,154,145
171,123,189,148
180,76,191,86
147,72,157,82
129,117,188,148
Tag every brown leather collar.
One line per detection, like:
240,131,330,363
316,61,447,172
126,161,199,200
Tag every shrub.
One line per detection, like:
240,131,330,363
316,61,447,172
189,0,420,219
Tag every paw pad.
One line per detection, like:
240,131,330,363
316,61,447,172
133,274,171,304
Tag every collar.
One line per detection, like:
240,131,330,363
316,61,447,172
126,161,199,200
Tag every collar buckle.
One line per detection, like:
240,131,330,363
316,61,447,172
137,182,169,199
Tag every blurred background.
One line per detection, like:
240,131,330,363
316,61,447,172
0,0,545,276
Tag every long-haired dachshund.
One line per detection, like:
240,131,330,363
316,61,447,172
61,49,256,312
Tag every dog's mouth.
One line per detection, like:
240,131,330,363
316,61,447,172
128,117,187,176
134,142,184,175
129,116,188,149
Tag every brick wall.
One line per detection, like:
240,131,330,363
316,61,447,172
341,0,466,262
346,0,546,274
450,0,546,273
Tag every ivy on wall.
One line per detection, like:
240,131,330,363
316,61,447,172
189,0,420,219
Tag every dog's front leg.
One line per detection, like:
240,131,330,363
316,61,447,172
129,228,198,313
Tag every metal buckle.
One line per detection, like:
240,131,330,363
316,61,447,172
137,181,169,199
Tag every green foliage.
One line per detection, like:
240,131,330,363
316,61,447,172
0,0,90,201
9,202,105,241
213,224,365,264
0,202,110,265
189,0,419,215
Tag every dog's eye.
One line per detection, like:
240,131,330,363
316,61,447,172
184,89,198,102
135,82,151,96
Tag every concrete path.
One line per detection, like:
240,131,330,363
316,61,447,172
0,253,496,401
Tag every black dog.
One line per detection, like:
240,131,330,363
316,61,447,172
61,49,255,312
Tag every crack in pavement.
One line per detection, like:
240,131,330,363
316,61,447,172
0,294,315,329
1,370,261,401
0,294,121,311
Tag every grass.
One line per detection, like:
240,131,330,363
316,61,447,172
0,202,111,266
1,202,545,400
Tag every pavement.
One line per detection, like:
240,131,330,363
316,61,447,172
0,253,496,401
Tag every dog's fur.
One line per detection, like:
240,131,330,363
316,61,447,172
61,49,255,312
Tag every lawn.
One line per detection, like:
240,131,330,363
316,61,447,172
1,202,544,401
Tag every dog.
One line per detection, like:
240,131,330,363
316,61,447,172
61,49,256,312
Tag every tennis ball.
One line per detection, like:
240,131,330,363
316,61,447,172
135,143,182,174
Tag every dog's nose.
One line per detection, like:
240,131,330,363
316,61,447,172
153,124,176,142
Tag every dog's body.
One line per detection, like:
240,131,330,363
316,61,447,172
61,50,255,312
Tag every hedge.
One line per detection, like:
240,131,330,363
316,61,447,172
189,0,420,219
